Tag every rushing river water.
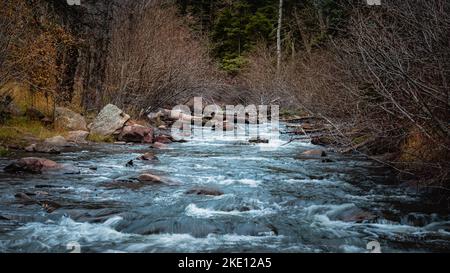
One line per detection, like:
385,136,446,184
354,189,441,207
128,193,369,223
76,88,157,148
0,124,449,253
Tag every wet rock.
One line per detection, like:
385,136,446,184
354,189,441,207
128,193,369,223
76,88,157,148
125,160,134,167
55,107,87,131
302,149,327,157
185,187,223,196
103,179,146,190
321,158,334,163
249,137,269,144
114,141,127,145
24,143,61,154
14,192,35,204
172,139,188,143
14,192,60,212
40,200,61,213
90,104,130,136
5,157,61,174
118,124,153,143
61,164,81,174
328,206,376,223
34,191,49,196
137,152,159,161
239,206,251,212
137,173,163,184
154,135,172,144
151,142,168,149
66,130,89,144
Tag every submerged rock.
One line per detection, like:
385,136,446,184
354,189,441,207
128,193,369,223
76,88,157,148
185,187,223,196
14,192,61,213
14,192,35,204
90,104,130,136
137,173,163,184
302,149,327,157
125,160,134,167
328,205,376,223
249,137,269,144
4,157,61,174
151,142,168,149
55,107,87,131
137,152,159,161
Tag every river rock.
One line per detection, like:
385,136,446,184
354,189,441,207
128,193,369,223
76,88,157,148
137,152,159,161
137,173,164,184
4,157,61,174
24,143,61,154
14,192,35,204
249,137,269,144
90,104,130,136
44,136,69,147
118,124,153,143
154,135,172,144
328,205,376,223
66,130,89,144
54,107,87,131
185,187,223,196
41,200,62,213
151,142,168,149
302,150,327,157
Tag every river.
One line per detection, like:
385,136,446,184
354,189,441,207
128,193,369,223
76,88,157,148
0,123,449,253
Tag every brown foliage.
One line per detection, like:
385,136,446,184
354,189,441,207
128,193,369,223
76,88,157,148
242,0,450,186
0,0,78,113
104,1,220,116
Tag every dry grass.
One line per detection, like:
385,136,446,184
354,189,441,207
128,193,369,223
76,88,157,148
0,82,54,116
0,116,63,148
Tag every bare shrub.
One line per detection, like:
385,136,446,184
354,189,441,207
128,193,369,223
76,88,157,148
242,0,450,186
104,0,219,116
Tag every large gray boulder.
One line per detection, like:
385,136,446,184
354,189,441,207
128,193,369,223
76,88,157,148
55,107,87,131
90,104,130,136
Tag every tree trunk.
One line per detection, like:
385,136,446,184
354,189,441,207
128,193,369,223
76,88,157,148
277,0,283,73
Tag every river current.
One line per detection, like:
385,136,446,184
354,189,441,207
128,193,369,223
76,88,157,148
0,124,449,253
